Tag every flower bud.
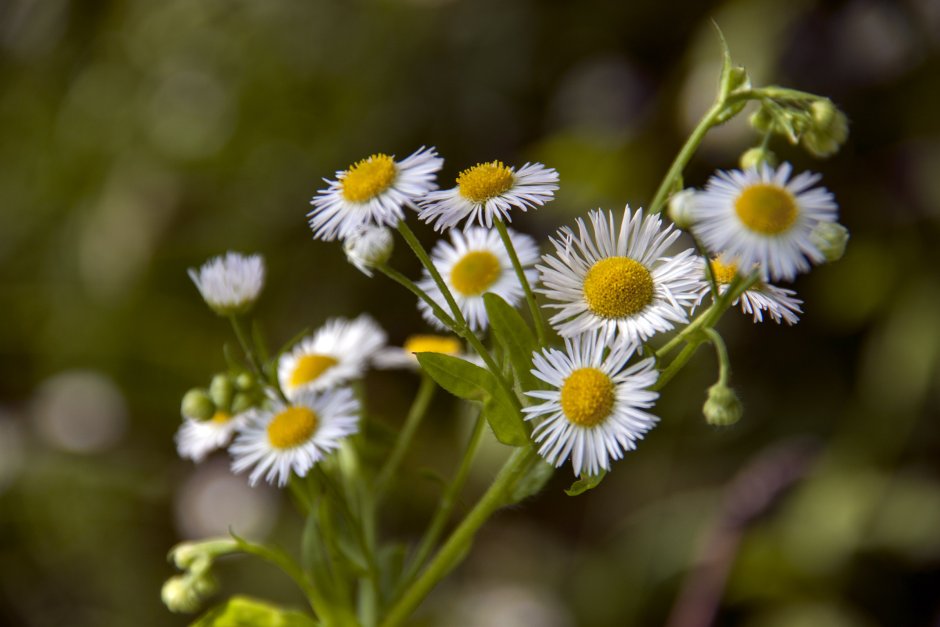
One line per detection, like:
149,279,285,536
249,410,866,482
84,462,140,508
188,252,265,316
208,374,234,411
161,574,215,614
703,382,743,426
667,188,698,230
809,222,850,262
801,99,848,158
749,107,775,134
739,147,778,170
343,226,394,277
181,388,215,422
231,392,255,414
234,372,255,391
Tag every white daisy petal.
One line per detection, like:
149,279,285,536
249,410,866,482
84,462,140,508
690,162,838,282
175,411,249,463
522,329,659,476
537,207,704,345
696,256,803,325
188,252,265,316
229,387,360,487
372,334,485,370
308,147,443,241
418,161,559,231
278,315,386,400
417,226,539,332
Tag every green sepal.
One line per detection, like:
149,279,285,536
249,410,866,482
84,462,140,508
483,293,542,393
190,596,318,627
509,457,555,504
416,352,527,446
565,470,607,496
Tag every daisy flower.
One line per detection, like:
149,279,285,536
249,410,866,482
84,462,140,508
418,160,559,231
175,410,248,463
416,226,539,332
343,225,394,277
523,330,659,477
278,315,386,400
537,208,703,344
308,147,443,241
700,256,803,325
230,387,359,487
373,334,464,370
188,252,265,316
689,162,838,281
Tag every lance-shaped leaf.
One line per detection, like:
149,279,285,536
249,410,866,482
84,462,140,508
565,470,607,496
483,293,543,394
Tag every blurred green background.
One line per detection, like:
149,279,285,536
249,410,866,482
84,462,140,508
2,0,940,625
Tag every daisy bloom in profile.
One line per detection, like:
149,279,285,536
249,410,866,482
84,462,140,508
188,252,265,316
417,226,539,332
418,160,558,231
230,388,359,487
700,255,803,325
537,208,703,344
176,410,248,463
343,225,394,277
278,315,386,400
308,147,443,241
373,334,464,370
690,162,838,281
523,330,659,477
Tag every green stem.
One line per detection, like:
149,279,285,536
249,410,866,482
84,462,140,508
704,328,731,385
397,221,466,326
233,537,323,617
375,375,437,495
653,340,704,391
380,447,539,627
649,101,726,215
229,315,265,379
376,263,457,330
493,219,549,346
398,412,487,593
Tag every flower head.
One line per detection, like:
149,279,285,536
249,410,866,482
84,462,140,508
343,225,394,277
537,208,702,344
229,387,359,487
418,161,558,231
278,315,386,400
188,252,265,316
175,410,248,463
524,330,659,477
309,147,443,241
373,334,464,370
700,255,803,325
417,226,539,332
690,163,838,281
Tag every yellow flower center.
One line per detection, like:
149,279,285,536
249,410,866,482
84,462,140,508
734,183,799,235
560,368,616,427
457,161,515,203
450,251,502,296
709,258,738,285
267,406,319,449
583,257,654,318
341,154,397,202
403,334,462,355
290,354,339,388
211,411,232,424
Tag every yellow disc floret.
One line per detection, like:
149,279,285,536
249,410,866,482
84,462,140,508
709,258,738,285
211,411,232,424
583,257,654,318
290,354,339,388
267,406,319,449
560,367,616,427
734,184,799,235
341,154,397,202
450,251,502,296
457,161,515,203
403,335,462,355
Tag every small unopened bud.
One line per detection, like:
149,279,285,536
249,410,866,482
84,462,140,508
802,100,849,158
343,226,394,277
703,383,743,426
809,222,849,262
749,107,775,134
208,374,234,411
727,66,751,93
181,389,215,422
231,392,255,414
161,574,216,613
667,188,698,230
169,538,238,571
739,147,778,170
234,372,254,391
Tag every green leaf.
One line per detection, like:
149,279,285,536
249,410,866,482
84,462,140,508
565,470,607,496
483,293,542,393
509,457,555,504
416,352,527,446
191,596,318,627
713,20,734,99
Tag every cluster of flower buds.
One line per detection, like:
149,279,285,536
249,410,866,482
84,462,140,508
162,539,237,613
181,372,263,422
749,96,849,159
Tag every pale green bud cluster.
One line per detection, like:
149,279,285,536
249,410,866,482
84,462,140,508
703,382,743,426
162,539,238,613
748,96,848,159
181,372,262,422
739,146,778,170
810,221,850,262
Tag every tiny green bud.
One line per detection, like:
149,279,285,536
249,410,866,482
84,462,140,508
749,107,775,134
801,99,848,158
727,66,751,93
703,383,743,426
809,222,850,262
231,392,255,414
181,388,215,421
739,146,778,170
208,374,234,411
235,372,255,391
667,188,697,230
344,225,394,277
162,575,210,614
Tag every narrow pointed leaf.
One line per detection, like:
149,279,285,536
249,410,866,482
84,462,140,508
483,293,542,393
565,470,608,496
